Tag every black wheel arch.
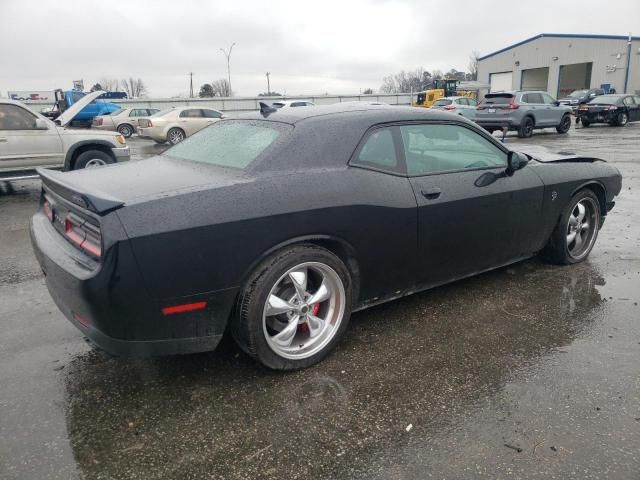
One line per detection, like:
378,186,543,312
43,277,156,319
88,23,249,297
235,234,361,309
570,181,607,217
64,140,116,171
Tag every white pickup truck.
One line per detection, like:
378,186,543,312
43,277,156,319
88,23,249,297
0,90,130,180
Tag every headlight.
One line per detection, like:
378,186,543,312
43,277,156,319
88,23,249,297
115,135,126,145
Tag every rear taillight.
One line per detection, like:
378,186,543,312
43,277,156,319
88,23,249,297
578,105,589,111
443,105,455,110
508,101,519,109
64,214,102,258
43,197,54,222
476,105,485,110
146,120,152,127
95,118,103,126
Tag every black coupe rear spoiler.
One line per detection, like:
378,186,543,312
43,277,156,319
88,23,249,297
37,168,124,215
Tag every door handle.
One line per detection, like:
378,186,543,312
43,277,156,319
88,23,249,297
421,187,441,200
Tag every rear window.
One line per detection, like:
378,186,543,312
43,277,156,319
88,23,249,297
433,99,453,106
480,94,514,105
589,95,622,105
164,120,288,169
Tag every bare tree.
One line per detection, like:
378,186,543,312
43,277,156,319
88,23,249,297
467,51,480,81
211,79,231,97
362,88,374,94
120,77,148,98
99,77,119,92
379,67,432,93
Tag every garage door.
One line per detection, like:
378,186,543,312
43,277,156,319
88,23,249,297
521,67,549,91
558,62,592,98
489,72,512,92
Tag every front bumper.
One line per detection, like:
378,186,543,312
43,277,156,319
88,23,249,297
30,211,233,356
112,146,130,162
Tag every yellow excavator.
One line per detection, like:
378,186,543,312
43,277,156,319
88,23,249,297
413,79,476,108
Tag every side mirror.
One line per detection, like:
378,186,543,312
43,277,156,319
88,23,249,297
554,101,560,106
506,151,528,176
35,118,49,130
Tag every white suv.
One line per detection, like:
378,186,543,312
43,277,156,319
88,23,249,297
0,91,130,180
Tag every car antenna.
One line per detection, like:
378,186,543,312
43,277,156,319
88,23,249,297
259,102,277,117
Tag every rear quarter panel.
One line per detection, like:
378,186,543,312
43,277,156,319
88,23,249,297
117,167,419,306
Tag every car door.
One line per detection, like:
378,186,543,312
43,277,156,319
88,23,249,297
522,92,548,126
202,109,224,126
178,109,207,135
400,122,545,287
623,96,640,121
0,103,63,170
542,92,564,125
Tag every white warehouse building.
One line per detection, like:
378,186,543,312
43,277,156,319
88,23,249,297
477,33,640,99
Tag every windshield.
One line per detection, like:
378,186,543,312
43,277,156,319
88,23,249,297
568,89,588,98
433,99,453,106
164,120,288,169
589,95,622,105
152,108,175,117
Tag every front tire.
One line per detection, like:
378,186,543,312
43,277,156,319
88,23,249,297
232,245,352,370
542,189,601,265
73,150,114,170
167,127,185,145
581,118,590,127
556,114,571,134
518,117,534,138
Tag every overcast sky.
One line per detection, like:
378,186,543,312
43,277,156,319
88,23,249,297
1,0,638,97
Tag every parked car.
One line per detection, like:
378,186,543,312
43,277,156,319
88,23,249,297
558,88,605,113
430,96,477,118
577,94,640,127
475,91,572,138
271,100,315,108
30,103,621,370
93,107,160,137
0,91,129,179
137,107,225,145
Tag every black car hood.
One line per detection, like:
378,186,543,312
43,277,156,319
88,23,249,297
40,156,251,213
514,145,603,164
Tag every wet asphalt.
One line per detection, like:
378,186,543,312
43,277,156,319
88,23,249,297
0,123,639,479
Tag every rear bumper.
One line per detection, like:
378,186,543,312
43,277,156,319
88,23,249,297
474,115,520,129
30,212,234,356
578,111,616,123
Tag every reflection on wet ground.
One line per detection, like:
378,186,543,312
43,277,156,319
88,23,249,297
1,127,639,479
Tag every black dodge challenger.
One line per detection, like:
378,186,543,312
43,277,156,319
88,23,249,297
31,104,622,370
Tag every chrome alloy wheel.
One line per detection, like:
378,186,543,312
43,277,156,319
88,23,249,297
168,129,185,144
262,262,346,360
566,197,599,260
85,158,107,168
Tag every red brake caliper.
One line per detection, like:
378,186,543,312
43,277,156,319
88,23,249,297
297,303,321,333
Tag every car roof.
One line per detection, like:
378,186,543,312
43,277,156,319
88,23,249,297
239,103,459,125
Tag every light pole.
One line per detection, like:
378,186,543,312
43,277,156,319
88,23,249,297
265,72,271,95
220,42,236,96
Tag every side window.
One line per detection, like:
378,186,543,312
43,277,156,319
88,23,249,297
129,109,140,117
148,109,160,116
467,98,477,106
400,124,508,176
290,102,306,107
180,109,202,118
202,109,222,118
527,93,544,104
457,98,468,106
542,93,556,104
354,128,398,171
622,96,634,105
0,104,38,130
520,93,530,104
634,96,640,105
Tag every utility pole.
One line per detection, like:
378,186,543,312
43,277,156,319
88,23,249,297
265,72,271,95
189,72,194,98
220,43,236,96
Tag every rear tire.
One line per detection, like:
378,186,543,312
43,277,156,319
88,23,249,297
542,189,601,265
518,117,534,138
117,123,134,138
231,245,352,370
615,112,628,127
167,127,185,145
556,114,571,134
581,119,590,127
73,150,114,170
